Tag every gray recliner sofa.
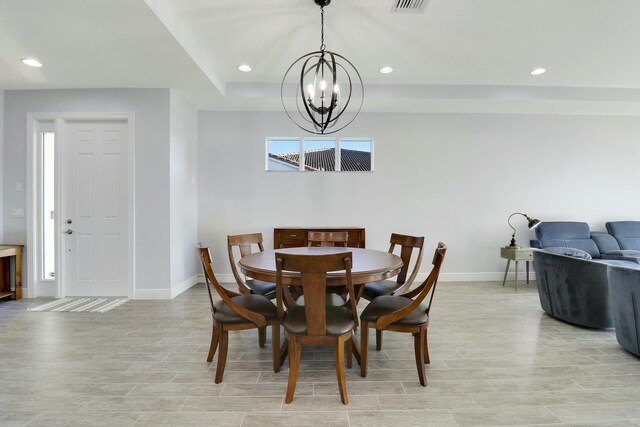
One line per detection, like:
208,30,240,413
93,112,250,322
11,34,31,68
530,221,639,328
607,265,640,356
533,251,635,328
531,221,640,264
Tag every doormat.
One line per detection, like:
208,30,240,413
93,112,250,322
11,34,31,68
29,297,128,313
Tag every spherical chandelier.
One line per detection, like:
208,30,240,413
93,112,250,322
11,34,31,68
281,0,364,135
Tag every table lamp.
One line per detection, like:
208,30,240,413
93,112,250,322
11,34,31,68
506,212,541,249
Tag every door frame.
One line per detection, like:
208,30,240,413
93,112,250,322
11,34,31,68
26,112,136,298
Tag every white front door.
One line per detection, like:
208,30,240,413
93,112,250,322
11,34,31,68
63,120,131,297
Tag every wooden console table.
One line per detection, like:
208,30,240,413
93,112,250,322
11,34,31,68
274,227,365,249
0,245,23,300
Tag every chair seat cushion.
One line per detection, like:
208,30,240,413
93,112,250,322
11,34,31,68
246,279,276,298
362,280,401,300
360,295,429,326
213,294,277,324
283,306,355,336
295,293,346,307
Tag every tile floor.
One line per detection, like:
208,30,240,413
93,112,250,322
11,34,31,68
0,280,639,426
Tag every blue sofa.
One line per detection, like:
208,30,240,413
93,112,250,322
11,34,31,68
607,265,640,356
533,251,636,328
531,221,640,264
530,221,640,328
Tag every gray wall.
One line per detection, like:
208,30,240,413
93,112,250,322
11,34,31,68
3,89,171,293
169,91,199,290
198,111,640,280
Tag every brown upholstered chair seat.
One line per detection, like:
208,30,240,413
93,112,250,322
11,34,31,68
295,293,346,306
360,295,429,326
245,279,276,298
283,306,355,336
213,295,278,324
362,280,401,300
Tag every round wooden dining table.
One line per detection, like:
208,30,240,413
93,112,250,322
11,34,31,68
238,246,403,366
238,246,403,286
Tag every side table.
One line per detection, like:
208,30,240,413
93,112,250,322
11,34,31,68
0,245,23,300
500,247,534,291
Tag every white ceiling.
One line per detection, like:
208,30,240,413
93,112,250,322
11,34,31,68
2,0,640,114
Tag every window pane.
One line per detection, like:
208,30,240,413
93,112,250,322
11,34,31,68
340,140,372,172
42,132,55,280
303,139,336,171
266,139,300,171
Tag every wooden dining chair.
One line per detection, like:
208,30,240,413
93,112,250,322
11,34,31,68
275,252,359,405
197,246,280,383
228,233,276,299
361,233,425,349
362,233,424,300
359,242,447,386
307,231,349,247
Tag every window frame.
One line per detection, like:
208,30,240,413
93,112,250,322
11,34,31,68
265,137,374,172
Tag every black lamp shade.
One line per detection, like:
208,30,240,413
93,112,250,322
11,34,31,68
527,218,541,230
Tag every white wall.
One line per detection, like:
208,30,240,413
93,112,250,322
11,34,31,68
198,111,640,280
0,90,3,242
169,91,199,295
3,89,171,294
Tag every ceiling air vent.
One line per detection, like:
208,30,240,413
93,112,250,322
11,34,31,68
391,0,429,14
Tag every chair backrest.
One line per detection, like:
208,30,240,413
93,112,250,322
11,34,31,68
307,231,349,247
197,246,217,315
377,242,447,329
197,245,266,327
275,252,358,335
227,233,265,293
388,233,425,287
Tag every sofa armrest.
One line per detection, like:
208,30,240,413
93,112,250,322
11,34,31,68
530,239,542,249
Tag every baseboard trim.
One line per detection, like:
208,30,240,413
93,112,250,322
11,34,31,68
134,275,199,300
171,275,199,299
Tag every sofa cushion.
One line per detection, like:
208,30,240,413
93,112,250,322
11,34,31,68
535,222,600,258
591,232,621,254
543,247,592,260
606,221,640,251
536,221,591,240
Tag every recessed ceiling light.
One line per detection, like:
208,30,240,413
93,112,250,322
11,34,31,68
238,64,252,72
379,66,394,74
530,67,546,76
22,58,43,68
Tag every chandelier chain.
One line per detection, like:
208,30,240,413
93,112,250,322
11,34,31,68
320,6,325,51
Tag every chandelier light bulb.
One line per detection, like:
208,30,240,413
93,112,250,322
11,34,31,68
22,58,43,68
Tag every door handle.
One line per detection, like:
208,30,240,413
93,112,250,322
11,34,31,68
64,229,73,235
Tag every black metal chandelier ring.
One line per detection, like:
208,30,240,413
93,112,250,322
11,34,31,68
281,1,364,135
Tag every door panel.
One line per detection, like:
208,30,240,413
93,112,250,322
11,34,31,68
64,120,130,297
